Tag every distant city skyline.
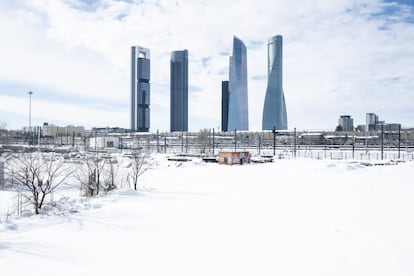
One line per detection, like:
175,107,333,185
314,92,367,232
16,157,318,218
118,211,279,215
1,0,413,131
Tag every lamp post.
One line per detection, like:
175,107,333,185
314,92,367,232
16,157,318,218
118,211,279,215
381,124,384,160
28,91,33,145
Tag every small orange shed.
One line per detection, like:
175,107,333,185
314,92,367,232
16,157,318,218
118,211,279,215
218,151,250,165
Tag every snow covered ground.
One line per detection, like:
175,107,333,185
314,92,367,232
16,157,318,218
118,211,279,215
1,155,414,275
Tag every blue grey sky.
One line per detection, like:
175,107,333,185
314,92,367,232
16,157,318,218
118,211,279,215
0,0,413,131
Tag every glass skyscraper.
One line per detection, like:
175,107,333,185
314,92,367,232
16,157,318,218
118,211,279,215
262,35,288,130
170,50,189,132
131,46,150,132
228,36,249,131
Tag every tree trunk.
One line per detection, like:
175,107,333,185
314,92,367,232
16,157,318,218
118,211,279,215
35,201,39,215
39,192,47,210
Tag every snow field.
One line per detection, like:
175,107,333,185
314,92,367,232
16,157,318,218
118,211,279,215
1,156,414,275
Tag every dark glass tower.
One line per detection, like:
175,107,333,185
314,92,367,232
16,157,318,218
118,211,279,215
170,50,189,132
262,35,288,130
228,36,249,131
221,80,229,132
131,46,150,132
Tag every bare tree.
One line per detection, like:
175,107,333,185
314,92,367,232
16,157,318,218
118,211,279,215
0,156,5,189
196,129,211,154
75,156,106,197
128,151,150,191
6,153,73,215
103,157,118,193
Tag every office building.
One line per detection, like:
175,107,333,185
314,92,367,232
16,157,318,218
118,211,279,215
131,46,150,132
262,35,288,130
366,113,379,132
42,123,85,137
170,50,189,132
221,81,229,132
228,36,249,131
337,115,354,132
384,123,401,131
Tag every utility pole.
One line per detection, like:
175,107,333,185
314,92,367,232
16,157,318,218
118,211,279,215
294,127,297,158
258,135,261,155
381,124,384,160
352,136,355,160
181,130,184,153
156,129,160,153
186,132,188,153
234,129,237,152
272,126,276,156
164,136,167,154
398,124,401,159
212,128,215,155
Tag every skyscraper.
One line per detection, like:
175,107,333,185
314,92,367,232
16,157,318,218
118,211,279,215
170,50,189,132
262,35,288,130
228,36,249,131
221,80,229,132
131,46,150,132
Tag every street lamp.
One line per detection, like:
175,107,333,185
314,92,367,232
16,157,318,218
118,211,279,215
28,91,33,145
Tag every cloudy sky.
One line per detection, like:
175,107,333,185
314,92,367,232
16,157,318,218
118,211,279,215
0,0,413,132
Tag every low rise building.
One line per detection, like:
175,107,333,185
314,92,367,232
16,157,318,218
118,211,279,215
89,136,120,150
218,151,250,165
42,123,85,137
337,115,354,132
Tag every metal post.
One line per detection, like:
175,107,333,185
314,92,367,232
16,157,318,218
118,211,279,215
234,129,237,152
156,129,159,153
272,126,276,156
258,135,261,155
181,130,184,153
164,136,167,154
212,128,215,155
352,136,355,159
294,127,297,158
186,132,188,153
398,124,401,159
381,124,384,160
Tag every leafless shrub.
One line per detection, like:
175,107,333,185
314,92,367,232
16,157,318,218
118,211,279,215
5,152,73,215
128,150,150,191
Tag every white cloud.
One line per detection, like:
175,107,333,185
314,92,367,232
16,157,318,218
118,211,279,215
0,0,413,131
